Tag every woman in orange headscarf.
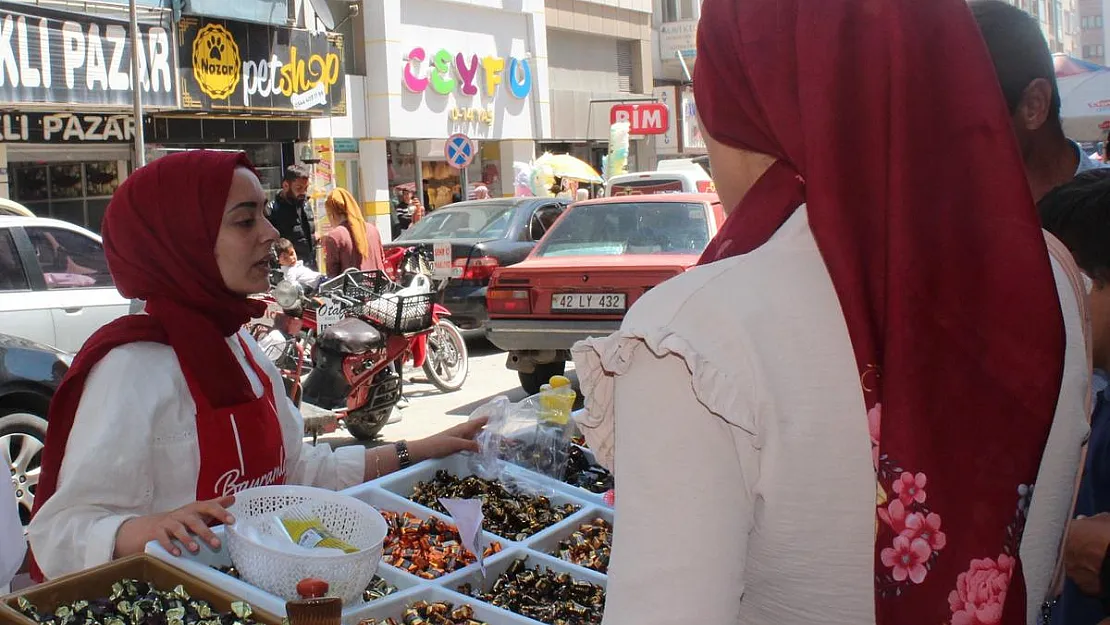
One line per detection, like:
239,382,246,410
323,188,386,277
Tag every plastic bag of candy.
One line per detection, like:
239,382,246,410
468,376,578,484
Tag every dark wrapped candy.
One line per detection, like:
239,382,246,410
563,447,614,494
358,601,487,625
13,579,261,625
459,557,605,625
408,471,579,540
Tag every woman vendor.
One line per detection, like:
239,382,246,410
27,151,485,580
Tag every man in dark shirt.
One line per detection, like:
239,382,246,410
1040,170,1110,624
971,1,1103,202
266,165,317,270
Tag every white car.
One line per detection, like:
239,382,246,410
0,216,133,353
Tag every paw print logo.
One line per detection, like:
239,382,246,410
208,37,226,62
191,23,241,101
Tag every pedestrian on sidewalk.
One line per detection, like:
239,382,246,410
323,187,386,278
571,1,1089,623
267,165,318,270
26,150,486,581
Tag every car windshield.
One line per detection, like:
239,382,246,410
398,202,515,240
536,201,711,257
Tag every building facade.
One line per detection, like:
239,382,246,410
1081,0,1108,62
1005,0,1080,56
542,0,655,175
651,0,702,162
316,0,550,237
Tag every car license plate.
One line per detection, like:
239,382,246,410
552,293,626,311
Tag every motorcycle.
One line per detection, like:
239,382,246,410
291,269,439,441
386,246,470,393
249,273,335,442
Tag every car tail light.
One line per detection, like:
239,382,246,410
487,288,531,314
454,256,500,281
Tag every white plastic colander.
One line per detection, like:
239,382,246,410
225,485,388,605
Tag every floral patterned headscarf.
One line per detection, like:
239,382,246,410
696,0,1065,622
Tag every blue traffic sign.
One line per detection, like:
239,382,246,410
445,133,476,169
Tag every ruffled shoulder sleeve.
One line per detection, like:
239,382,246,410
570,264,763,471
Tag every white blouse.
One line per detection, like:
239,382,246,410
572,207,1090,625
29,328,366,580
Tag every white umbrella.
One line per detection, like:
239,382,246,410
1058,70,1110,142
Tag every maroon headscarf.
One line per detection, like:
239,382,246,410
31,150,266,580
695,0,1065,623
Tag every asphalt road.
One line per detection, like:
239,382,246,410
320,333,578,450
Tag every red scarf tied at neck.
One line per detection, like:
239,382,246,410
695,1,1065,623
32,150,268,575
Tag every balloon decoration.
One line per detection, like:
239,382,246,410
529,162,557,198
513,161,534,197
605,122,630,180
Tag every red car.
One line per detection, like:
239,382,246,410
485,193,725,393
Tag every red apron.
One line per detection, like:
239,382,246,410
183,336,287,499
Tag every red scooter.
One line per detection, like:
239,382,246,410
385,246,469,393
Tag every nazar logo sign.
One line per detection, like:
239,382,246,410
192,23,240,99
178,17,346,115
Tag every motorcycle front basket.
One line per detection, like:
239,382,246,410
318,270,393,301
361,291,434,334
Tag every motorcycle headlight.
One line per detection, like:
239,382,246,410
274,280,303,309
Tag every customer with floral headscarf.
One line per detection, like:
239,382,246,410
571,1,1090,623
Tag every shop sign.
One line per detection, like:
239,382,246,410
333,138,358,153
653,86,679,155
0,111,143,143
402,46,532,101
681,87,706,152
610,103,669,136
177,17,346,115
0,2,176,107
660,20,698,60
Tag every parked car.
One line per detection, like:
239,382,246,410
485,194,725,393
0,199,34,218
0,332,70,529
604,159,715,196
384,198,569,330
0,216,133,353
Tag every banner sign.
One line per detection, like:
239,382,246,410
177,16,346,116
0,111,149,143
0,2,176,107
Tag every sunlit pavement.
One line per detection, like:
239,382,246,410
318,333,578,450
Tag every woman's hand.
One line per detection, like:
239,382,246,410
1066,513,1110,596
114,496,236,558
409,417,488,462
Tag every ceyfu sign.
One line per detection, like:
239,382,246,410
177,17,346,115
0,2,175,107
403,46,532,127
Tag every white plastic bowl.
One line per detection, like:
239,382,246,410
225,485,388,605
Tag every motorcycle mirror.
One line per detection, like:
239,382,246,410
274,280,304,309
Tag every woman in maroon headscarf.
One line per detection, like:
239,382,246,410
571,0,1090,623
27,151,485,580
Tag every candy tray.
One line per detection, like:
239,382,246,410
148,453,611,625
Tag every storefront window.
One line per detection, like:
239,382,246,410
387,140,418,205
11,161,122,232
